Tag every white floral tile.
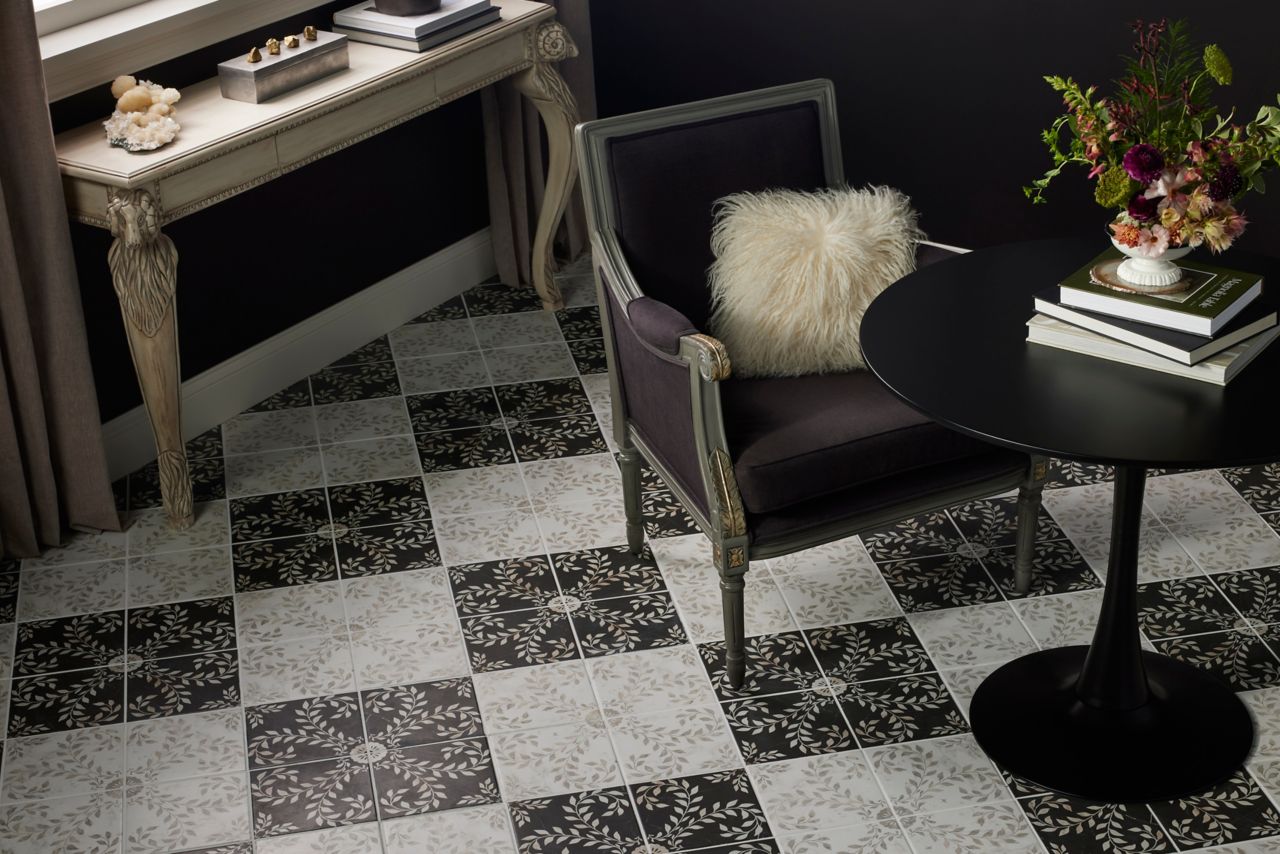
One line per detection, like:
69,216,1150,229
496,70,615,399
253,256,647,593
938,661,1009,720
1012,588,1105,648
660,545,795,643
1,725,124,803
472,660,596,732
20,527,127,570
16,559,126,621
748,750,893,833
578,373,612,413
255,823,383,854
868,734,1010,817
900,801,1041,853
607,703,742,784
239,633,355,705
434,509,545,565
778,821,913,854
124,771,250,854
127,546,233,607
397,351,491,395
908,603,1037,669
127,501,230,556
389,319,478,359
771,536,879,576
382,802,515,854
587,645,717,718
1171,514,1280,574
521,454,622,508
483,343,577,385
1243,687,1280,764
1145,469,1255,527
221,408,317,455
349,622,468,689
314,397,412,445
126,708,245,784
536,498,629,553
225,447,324,497
773,563,902,629
423,464,530,517
472,312,565,349
0,790,123,854
342,568,454,633
489,717,622,800
321,435,421,485
236,581,346,645
0,623,14,681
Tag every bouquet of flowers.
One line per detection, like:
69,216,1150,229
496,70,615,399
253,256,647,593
1027,18,1280,257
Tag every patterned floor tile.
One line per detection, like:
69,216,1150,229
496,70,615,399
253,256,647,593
1012,588,1106,648
7,667,124,736
236,582,344,645
471,660,594,733
230,488,329,542
494,378,592,422
698,631,822,701
128,456,226,511
362,676,483,749
314,397,412,446
125,650,241,720
839,671,969,747
343,569,454,635
460,607,578,672
124,771,250,853
406,387,501,433
948,495,1066,550
508,787,641,853
630,769,771,851
1155,628,1280,691
128,596,236,659
863,510,965,563
15,559,126,621
640,489,701,538
397,351,491,396
250,756,377,837
383,803,513,854
484,343,578,385
233,534,339,592
776,822,913,854
0,568,18,622
772,562,902,629
415,426,514,473
983,538,1102,599
411,294,467,323
328,335,393,367
1139,576,1241,639
256,823,382,854
126,708,246,783
572,592,687,658
555,305,602,341
508,414,608,462
349,622,468,691
609,703,743,784
489,718,622,801
536,498,629,554
722,689,855,764
371,737,500,818
422,464,529,517
472,312,563,349
747,750,893,833
246,380,312,413
239,634,355,706
245,693,362,769
0,724,123,802
587,644,717,718
908,603,1037,669
334,521,441,578
900,801,1041,853
522,454,622,510
309,360,401,405
126,547,234,608
0,790,123,854
13,610,124,677
126,501,231,557
221,408,317,456
464,283,543,317
388,319,477,359
805,617,933,685
448,555,559,616
328,476,431,529
1148,769,1280,848
568,337,607,374
1217,566,1280,627
868,733,1009,816
322,435,421,486
877,551,1004,612
1019,794,1173,853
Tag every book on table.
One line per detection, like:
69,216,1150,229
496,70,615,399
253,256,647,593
1033,287,1277,366
1026,314,1279,385
334,6,500,50
1058,248,1263,336
333,0,491,39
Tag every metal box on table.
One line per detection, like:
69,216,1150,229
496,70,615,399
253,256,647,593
218,31,350,104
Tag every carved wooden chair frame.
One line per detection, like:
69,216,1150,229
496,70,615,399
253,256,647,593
574,80,1047,687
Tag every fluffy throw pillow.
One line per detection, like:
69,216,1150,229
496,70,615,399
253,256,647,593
707,185,924,377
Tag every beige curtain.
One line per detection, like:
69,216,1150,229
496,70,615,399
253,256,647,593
482,0,596,289
0,1,121,557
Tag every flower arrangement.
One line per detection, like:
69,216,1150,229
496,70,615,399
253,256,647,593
1026,18,1280,258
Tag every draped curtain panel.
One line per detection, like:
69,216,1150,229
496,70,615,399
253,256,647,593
482,0,596,288
0,1,121,557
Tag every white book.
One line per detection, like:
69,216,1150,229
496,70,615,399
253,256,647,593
334,7,499,51
334,0,491,39
1026,314,1280,385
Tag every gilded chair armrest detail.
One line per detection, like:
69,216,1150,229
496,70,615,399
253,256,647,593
678,331,747,545
708,447,747,539
684,333,732,382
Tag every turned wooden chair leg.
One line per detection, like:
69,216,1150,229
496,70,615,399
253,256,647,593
716,539,749,688
617,444,646,555
1013,457,1049,594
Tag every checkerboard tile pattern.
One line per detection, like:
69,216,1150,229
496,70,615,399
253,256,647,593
5,257,1280,852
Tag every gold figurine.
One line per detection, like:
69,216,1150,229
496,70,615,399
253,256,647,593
247,46,262,63
266,38,280,55
303,26,317,41
284,35,300,48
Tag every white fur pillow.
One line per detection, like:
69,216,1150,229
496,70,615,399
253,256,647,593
707,185,924,377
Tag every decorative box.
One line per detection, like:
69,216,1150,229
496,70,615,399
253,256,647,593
217,31,349,104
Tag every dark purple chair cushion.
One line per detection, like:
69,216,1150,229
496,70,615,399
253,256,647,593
628,297,699,355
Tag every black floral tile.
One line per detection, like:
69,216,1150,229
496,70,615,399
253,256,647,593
1265,513,1280,538
0,568,17,622
1223,463,1280,514
246,380,312,413
698,631,822,700
723,688,856,763
361,677,483,749
572,593,687,658
1154,629,1280,691
568,338,608,375
863,511,966,562
129,456,226,510
464,282,543,316
128,596,236,659
413,295,468,322
1149,769,1280,848
839,672,969,746
406,387,501,433
125,650,240,720
233,534,339,592
246,693,364,768
1139,577,1239,639
230,488,330,542
415,425,514,472
1020,795,1173,854
250,756,377,837
334,521,441,578
495,378,592,421
695,843,781,854
948,496,1065,550
984,539,1102,599
556,305,602,341
1215,566,1280,627
449,555,560,616
460,607,579,672
14,610,124,676
328,477,431,529
631,769,772,851
7,668,124,736
329,335,394,367
551,545,664,600
509,786,644,853
309,361,401,405
638,460,667,494
186,425,225,460
805,618,933,684
641,490,701,538
877,552,1004,612
508,414,607,462
372,737,501,818
1047,459,1115,489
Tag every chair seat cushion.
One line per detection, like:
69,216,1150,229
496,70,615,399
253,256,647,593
721,370,1015,514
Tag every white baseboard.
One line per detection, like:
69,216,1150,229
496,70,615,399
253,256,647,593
102,227,496,480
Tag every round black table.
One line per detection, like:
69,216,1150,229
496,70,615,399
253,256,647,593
861,238,1280,803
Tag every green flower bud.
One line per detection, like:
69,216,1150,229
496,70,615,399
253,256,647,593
1094,168,1136,209
1204,44,1233,86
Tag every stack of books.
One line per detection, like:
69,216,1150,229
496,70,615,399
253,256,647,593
333,0,500,52
1027,248,1277,385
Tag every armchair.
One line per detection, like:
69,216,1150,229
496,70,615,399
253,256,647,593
574,80,1046,688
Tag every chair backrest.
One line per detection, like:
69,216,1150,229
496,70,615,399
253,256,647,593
576,80,843,327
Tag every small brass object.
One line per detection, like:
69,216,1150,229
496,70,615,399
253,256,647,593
284,35,300,48
303,25,317,41
247,46,262,63
266,38,280,55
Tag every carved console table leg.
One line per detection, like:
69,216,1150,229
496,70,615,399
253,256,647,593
107,188,193,529
513,20,582,312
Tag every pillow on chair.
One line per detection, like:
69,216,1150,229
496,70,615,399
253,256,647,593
707,185,924,377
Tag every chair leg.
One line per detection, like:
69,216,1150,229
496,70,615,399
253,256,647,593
716,539,749,689
617,444,645,555
1013,458,1049,595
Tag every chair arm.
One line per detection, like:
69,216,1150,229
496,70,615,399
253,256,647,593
628,297,700,356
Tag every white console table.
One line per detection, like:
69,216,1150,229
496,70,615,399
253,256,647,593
54,0,580,529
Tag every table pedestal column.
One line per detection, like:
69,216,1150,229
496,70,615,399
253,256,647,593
969,465,1253,802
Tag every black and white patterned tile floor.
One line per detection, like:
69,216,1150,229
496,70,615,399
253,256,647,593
7,258,1280,851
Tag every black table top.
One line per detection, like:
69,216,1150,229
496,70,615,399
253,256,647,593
860,238,1280,468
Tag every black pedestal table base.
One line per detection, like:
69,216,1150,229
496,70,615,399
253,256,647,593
969,466,1254,803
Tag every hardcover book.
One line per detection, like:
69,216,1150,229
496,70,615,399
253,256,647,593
1033,287,1277,365
334,7,500,51
333,0,491,39
1058,248,1263,336
1026,314,1279,385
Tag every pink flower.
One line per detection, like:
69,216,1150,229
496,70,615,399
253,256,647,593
1187,140,1208,165
1144,167,1192,200
1225,209,1248,240
1132,225,1171,257
1088,164,1106,179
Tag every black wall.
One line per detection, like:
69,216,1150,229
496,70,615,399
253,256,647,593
590,1,1280,251
55,2,489,422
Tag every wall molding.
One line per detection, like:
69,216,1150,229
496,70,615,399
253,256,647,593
102,227,496,479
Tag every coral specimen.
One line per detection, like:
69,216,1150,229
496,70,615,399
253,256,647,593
103,75,182,152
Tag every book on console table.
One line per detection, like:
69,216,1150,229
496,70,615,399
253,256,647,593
334,0,491,39
1033,287,1277,366
1026,314,1279,385
334,6,500,51
1058,248,1263,336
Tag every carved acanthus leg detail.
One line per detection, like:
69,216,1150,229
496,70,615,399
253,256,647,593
512,20,582,311
107,188,193,529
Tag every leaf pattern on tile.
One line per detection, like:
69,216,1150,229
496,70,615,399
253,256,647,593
334,522,440,577
124,772,249,853
805,618,933,684
413,295,468,322
509,414,607,462
0,569,19,622
495,378,591,421
877,552,1004,612
246,693,364,768
309,361,401,405
406,387,501,433
128,597,236,660
231,489,330,542
1021,794,1172,853
1138,577,1239,639
129,456,226,509
361,677,483,748
329,336,393,367
14,611,124,676
723,689,855,763
1149,769,1280,848
234,535,339,592
1047,460,1114,488
372,738,500,818
247,380,313,413
327,477,431,529
641,490,701,538
551,545,664,600
863,511,964,562
460,608,579,672
568,338,608,375
1156,629,1280,691
1216,566,1280,626
449,556,560,616
840,672,969,747
126,650,240,719
556,305,603,341
632,769,771,851
0,724,123,802
415,426,514,473
464,283,543,316
698,632,821,700
251,757,377,836
7,668,124,736
573,594,687,658
508,786,643,852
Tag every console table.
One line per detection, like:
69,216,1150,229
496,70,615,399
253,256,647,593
53,0,579,529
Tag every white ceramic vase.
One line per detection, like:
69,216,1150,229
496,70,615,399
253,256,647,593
1110,237,1194,292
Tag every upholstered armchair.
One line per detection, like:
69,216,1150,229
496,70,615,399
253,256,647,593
574,80,1047,687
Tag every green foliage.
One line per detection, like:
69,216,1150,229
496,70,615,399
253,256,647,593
1204,44,1233,85
1094,168,1135,209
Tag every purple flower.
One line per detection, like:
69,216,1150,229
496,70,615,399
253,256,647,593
1128,193,1159,221
1122,143,1165,184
